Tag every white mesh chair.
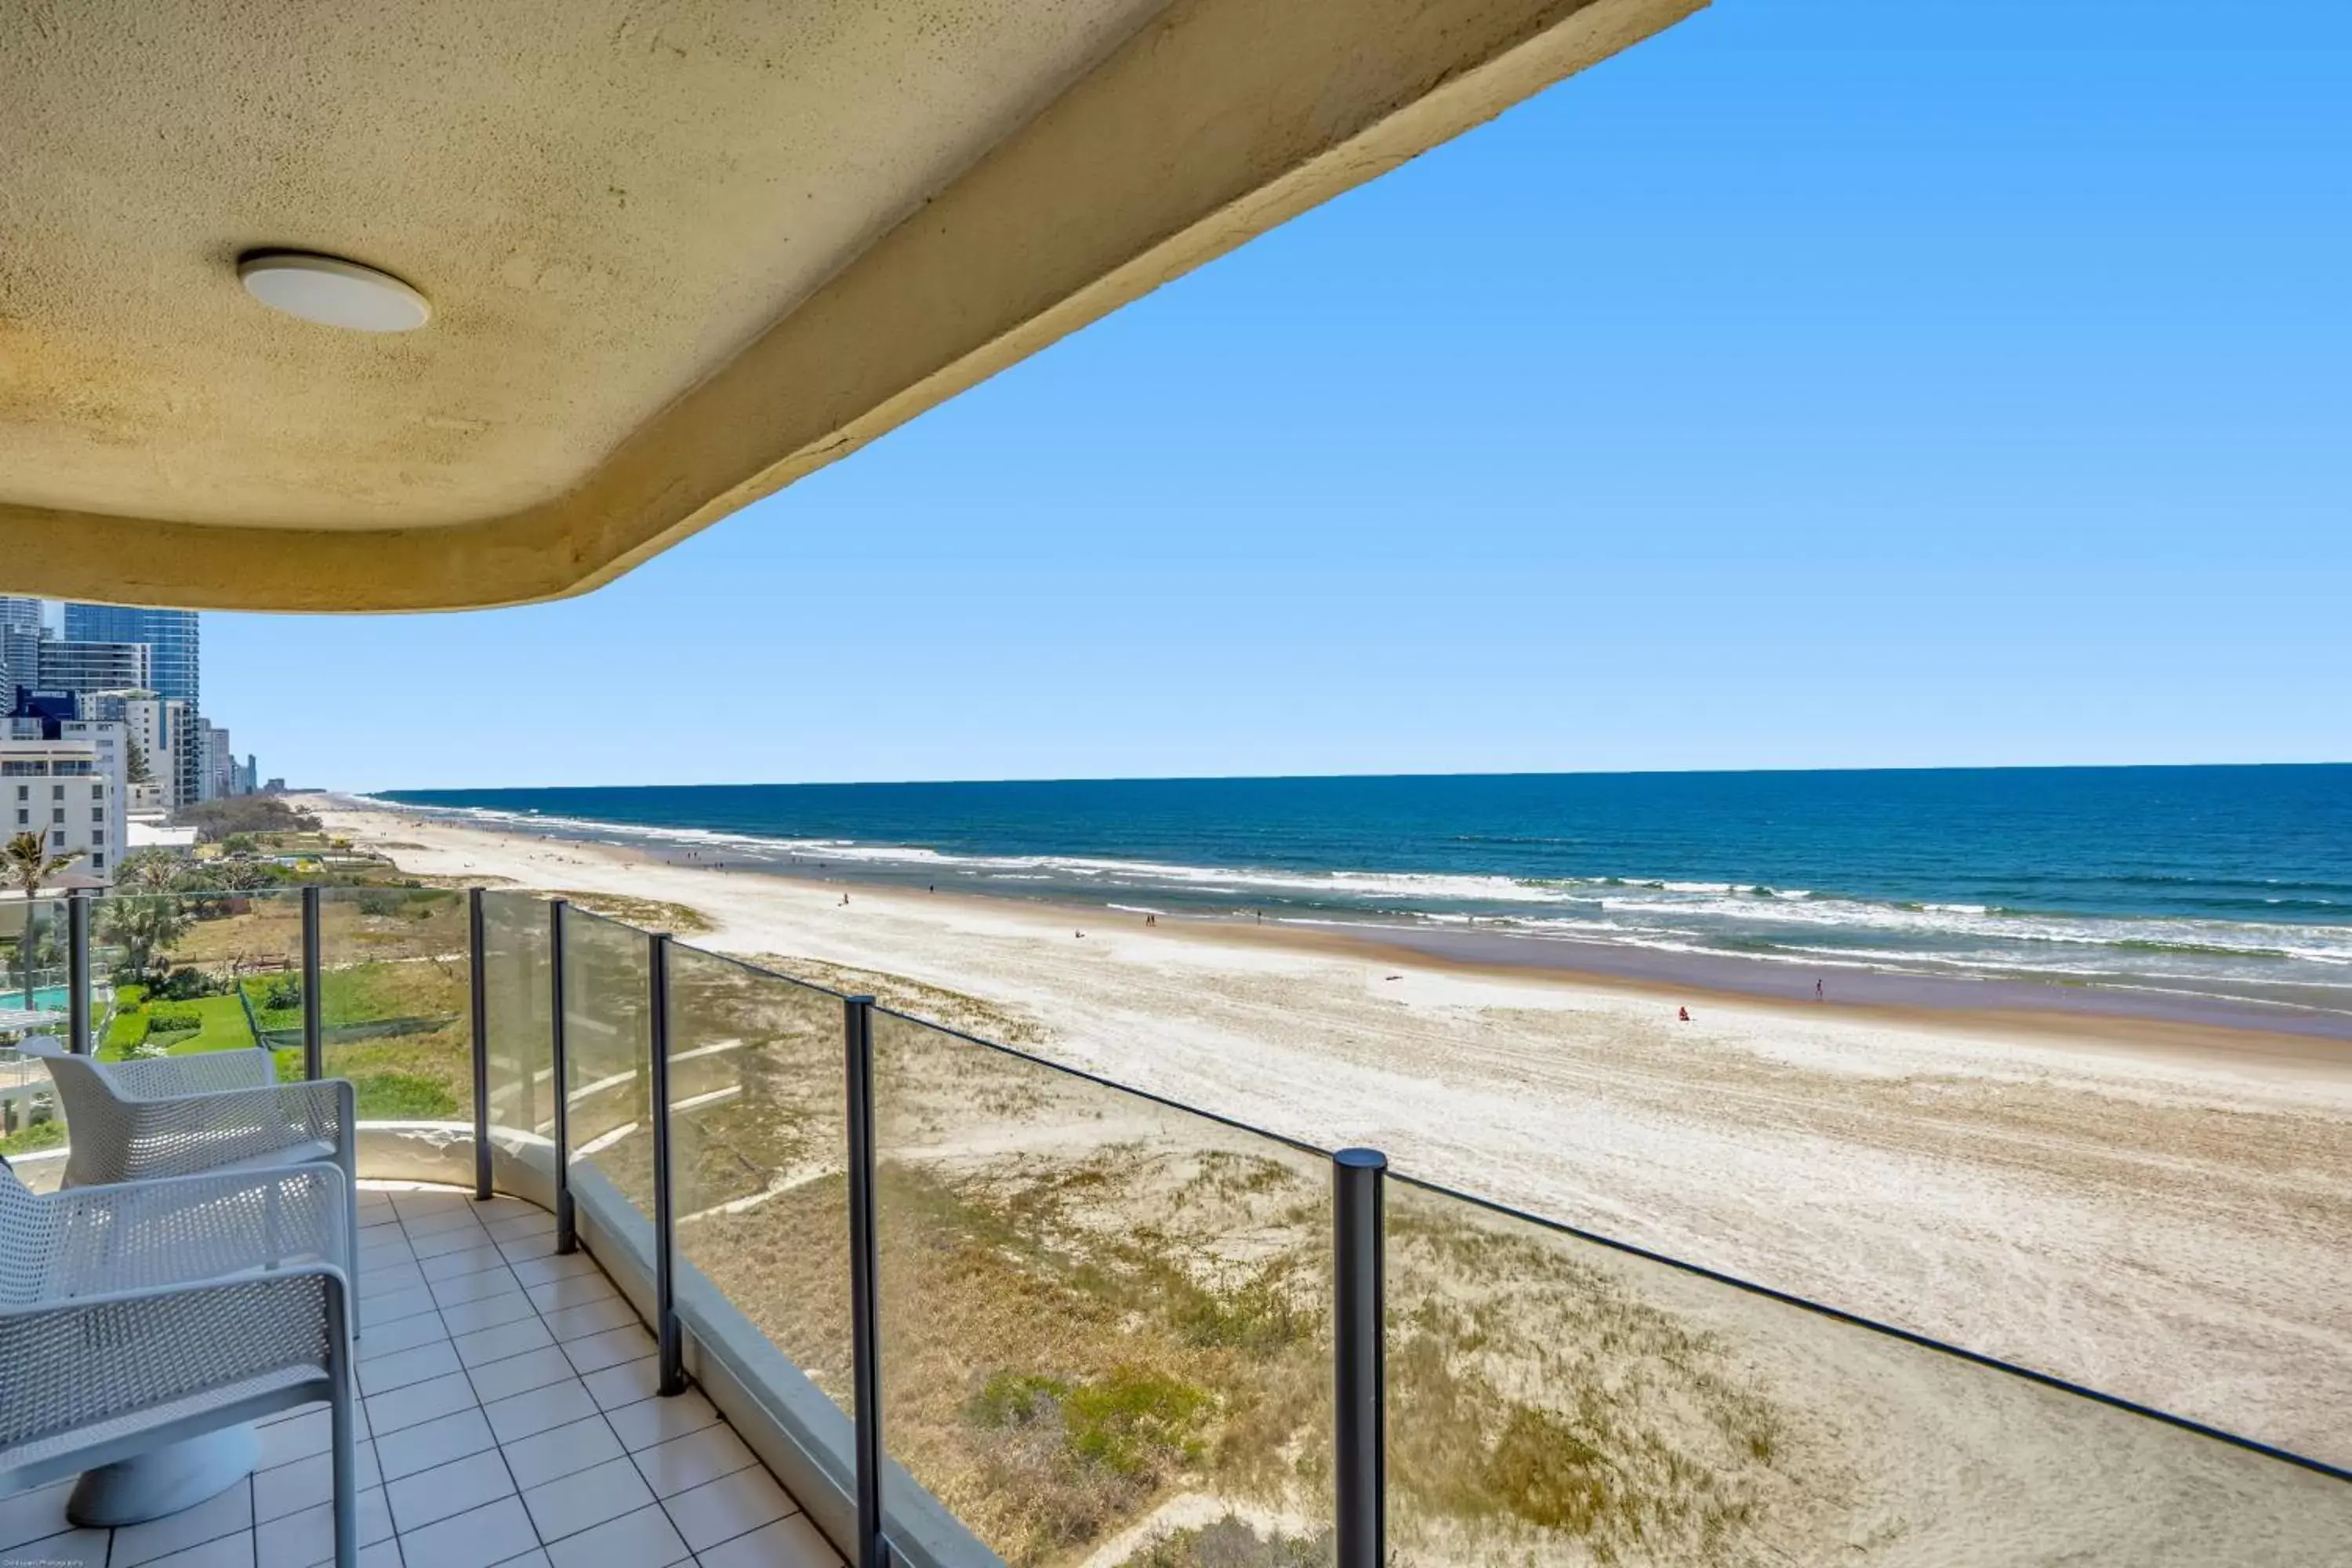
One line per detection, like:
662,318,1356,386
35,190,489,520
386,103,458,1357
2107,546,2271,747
0,1160,360,1566
21,1043,361,1331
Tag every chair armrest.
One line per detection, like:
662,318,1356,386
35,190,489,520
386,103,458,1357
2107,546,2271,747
108,1048,278,1097
13,1164,350,1304
110,1079,356,1182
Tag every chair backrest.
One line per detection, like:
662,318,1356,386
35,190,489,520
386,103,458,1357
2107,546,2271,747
16,1041,112,1129
0,1160,53,1308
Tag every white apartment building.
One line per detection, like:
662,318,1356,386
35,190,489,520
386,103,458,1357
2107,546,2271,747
80,689,190,811
0,731,123,886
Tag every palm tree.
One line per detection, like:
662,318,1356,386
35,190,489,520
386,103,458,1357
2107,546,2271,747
96,896,190,988
6,831,82,1009
118,850,183,892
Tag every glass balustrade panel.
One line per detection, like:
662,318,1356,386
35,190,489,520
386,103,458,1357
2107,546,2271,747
312,887,471,1120
873,1007,1337,1568
561,908,655,1242
478,890,554,1156
1383,1174,2352,1567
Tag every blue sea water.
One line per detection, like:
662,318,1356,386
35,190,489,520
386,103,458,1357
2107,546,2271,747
383,765,2352,1018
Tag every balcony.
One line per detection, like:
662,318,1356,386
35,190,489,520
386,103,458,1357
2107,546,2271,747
5,885,2349,1566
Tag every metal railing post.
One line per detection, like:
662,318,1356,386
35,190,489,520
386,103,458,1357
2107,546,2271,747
300,885,323,1080
1333,1147,1388,1568
469,887,492,1201
844,993,886,1568
550,898,575,1254
648,931,685,1396
66,889,91,1055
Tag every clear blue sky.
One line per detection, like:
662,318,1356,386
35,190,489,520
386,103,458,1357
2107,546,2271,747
211,0,2350,789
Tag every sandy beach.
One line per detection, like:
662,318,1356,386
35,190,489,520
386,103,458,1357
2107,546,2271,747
310,795,2352,1471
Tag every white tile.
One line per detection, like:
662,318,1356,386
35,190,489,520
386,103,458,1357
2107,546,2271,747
525,1275,616,1315
358,1340,463,1397
561,1325,655,1377
431,1268,524,1308
111,1479,253,1566
385,1450,517,1534
486,1213,556,1246
437,1290,540,1337
373,1406,497,1482
0,1479,74,1551
390,1191,472,1218
539,1297,637,1344
520,1455,653,1543
253,1399,367,1443
419,1242,510,1279
357,1234,416,1266
660,1465,792,1555
495,1232,561,1265
482,1379,600,1445
581,1357,662,1412
255,1440,379,1523
453,1316,556,1369
365,1370,478,1436
509,1254,597,1290
467,1345,577,1405
365,1286,441,1326
140,1530,254,1568
470,1196,546,1224
603,1391,719,1454
401,1206,487,1239
359,1262,427,1298
487,1554,550,1568
630,1424,752,1501
3,1526,107,1567
390,1496,539,1568
694,1512,842,1568
252,1484,394,1568
355,1310,452,1363
543,1503,690,1568
500,1414,625,1492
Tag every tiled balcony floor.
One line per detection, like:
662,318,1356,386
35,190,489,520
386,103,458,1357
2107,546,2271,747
0,1184,844,1568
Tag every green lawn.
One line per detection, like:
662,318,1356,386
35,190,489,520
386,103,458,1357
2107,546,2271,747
100,985,257,1061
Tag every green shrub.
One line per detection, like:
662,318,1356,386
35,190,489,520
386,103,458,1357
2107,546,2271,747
967,1367,1211,1477
154,967,225,1000
146,1001,204,1034
0,1118,68,1156
261,975,303,1013
1062,1369,1211,1475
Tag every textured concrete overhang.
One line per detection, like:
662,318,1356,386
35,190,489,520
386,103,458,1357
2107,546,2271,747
2,0,1704,612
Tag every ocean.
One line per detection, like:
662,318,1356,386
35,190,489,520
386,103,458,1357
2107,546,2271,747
382,765,2352,1026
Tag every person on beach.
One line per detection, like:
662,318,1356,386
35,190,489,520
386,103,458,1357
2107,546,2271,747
1678,1007,1691,1022
1817,978,1824,1001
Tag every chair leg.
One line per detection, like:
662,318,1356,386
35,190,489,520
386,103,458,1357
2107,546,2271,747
328,1277,360,1568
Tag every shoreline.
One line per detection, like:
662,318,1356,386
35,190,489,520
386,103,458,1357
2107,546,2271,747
420,796,2352,1046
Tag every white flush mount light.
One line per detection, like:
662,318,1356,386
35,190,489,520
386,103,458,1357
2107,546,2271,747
237,251,431,332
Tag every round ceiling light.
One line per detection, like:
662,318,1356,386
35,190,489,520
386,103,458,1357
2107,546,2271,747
237,251,432,332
